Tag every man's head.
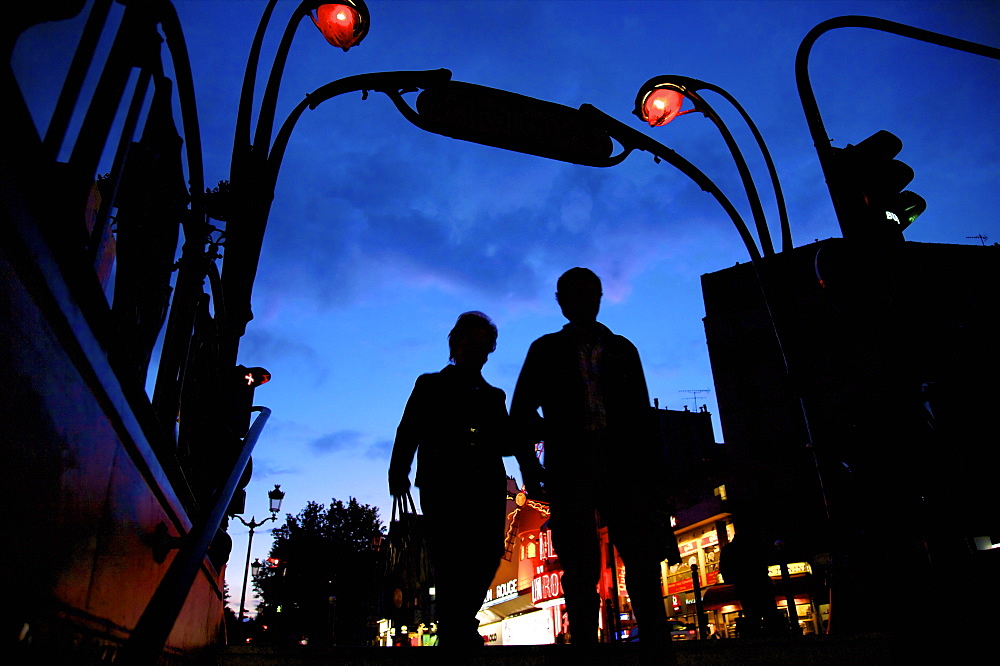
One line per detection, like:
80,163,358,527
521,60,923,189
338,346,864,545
556,267,602,323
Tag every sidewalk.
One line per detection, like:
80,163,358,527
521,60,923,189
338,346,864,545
220,634,900,664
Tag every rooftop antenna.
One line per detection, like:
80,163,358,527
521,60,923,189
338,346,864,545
967,234,989,246
679,389,711,412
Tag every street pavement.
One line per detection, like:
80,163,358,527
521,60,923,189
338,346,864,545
219,634,906,664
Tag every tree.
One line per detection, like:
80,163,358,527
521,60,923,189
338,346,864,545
254,497,385,646
222,582,241,644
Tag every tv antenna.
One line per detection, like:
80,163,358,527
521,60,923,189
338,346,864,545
679,389,711,412
967,234,989,246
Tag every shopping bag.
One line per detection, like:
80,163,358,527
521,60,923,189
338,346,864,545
384,492,433,610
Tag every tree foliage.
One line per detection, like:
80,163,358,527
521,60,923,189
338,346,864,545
254,497,385,646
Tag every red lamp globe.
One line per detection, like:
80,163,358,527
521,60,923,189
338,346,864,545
312,4,365,51
642,87,686,127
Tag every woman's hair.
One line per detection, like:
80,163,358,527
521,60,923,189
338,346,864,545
448,311,498,361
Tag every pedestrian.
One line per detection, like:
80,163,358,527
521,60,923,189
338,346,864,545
388,312,509,648
511,268,675,655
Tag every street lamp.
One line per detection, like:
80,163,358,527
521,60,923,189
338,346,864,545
634,76,791,255
267,484,285,513
311,2,371,50
234,484,286,621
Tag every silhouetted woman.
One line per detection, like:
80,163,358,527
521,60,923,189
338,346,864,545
389,311,508,648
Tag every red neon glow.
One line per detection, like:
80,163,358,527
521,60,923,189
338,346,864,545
244,367,272,386
311,4,362,51
531,570,564,605
643,88,686,127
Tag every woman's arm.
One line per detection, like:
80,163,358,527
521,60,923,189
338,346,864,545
388,374,431,495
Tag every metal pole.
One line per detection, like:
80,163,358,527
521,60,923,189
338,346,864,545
577,104,762,262
239,524,256,621
607,540,622,641
778,560,801,635
690,563,708,640
695,82,793,253
119,406,271,664
677,87,775,257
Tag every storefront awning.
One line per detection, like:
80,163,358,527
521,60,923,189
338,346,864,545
701,583,738,610
477,591,541,623
700,574,818,610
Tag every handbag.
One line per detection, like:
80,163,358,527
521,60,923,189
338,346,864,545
384,492,433,611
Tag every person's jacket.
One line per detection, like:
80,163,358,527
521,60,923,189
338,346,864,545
390,364,508,491
511,321,655,474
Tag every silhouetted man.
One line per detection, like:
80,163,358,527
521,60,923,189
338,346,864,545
512,268,673,653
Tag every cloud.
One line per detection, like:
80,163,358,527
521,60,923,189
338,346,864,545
249,458,302,479
239,328,324,364
252,134,737,320
364,438,394,461
236,327,330,389
309,429,395,461
310,429,365,455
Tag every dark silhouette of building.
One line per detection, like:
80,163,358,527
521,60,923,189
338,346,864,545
701,238,1000,634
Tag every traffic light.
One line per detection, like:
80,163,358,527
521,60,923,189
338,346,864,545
241,366,272,389
233,365,271,437
828,130,926,243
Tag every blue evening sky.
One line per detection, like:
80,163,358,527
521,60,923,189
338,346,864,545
12,1,999,615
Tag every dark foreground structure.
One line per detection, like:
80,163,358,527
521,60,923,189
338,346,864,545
3,1,274,661
702,238,1000,634
5,1,997,661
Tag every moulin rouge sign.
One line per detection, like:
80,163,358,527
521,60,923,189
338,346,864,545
483,578,519,606
530,528,563,605
531,569,564,605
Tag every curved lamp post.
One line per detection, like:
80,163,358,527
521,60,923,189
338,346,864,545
634,76,791,254
145,0,371,436
575,103,762,262
234,484,286,622
221,0,370,367
630,80,816,637
181,0,371,450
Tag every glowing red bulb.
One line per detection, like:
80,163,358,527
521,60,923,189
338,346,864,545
643,88,686,127
312,4,363,51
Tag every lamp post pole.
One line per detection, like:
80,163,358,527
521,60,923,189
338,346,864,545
142,1,370,440
233,484,286,621
577,103,763,262
627,79,826,636
234,517,270,622
221,0,371,363
627,77,813,414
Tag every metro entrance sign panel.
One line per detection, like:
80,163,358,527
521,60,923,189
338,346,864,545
415,81,614,167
